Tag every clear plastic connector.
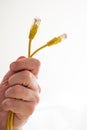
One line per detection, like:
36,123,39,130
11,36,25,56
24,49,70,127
33,18,41,26
60,33,67,40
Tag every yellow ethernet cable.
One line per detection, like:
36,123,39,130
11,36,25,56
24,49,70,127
30,33,67,57
28,18,41,57
7,18,67,130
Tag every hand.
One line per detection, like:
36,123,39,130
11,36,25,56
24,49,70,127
0,56,41,130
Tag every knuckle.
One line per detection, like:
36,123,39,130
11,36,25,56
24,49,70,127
2,98,11,109
22,70,30,76
34,59,40,67
29,58,40,70
28,103,35,115
6,86,21,97
22,70,31,81
35,93,40,104
21,70,32,86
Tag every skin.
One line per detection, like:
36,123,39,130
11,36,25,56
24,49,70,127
0,56,41,130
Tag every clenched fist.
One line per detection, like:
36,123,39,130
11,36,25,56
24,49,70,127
0,56,41,130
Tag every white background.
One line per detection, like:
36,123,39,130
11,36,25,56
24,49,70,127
0,0,87,130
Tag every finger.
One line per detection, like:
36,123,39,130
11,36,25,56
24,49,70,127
8,70,40,92
1,70,14,83
5,85,40,103
16,56,26,60
1,98,36,116
10,58,40,76
0,70,14,91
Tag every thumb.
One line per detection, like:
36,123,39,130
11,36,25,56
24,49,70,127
16,56,26,61
0,57,26,90
2,56,26,82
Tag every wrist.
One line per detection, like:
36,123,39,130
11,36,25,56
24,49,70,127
0,111,7,130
